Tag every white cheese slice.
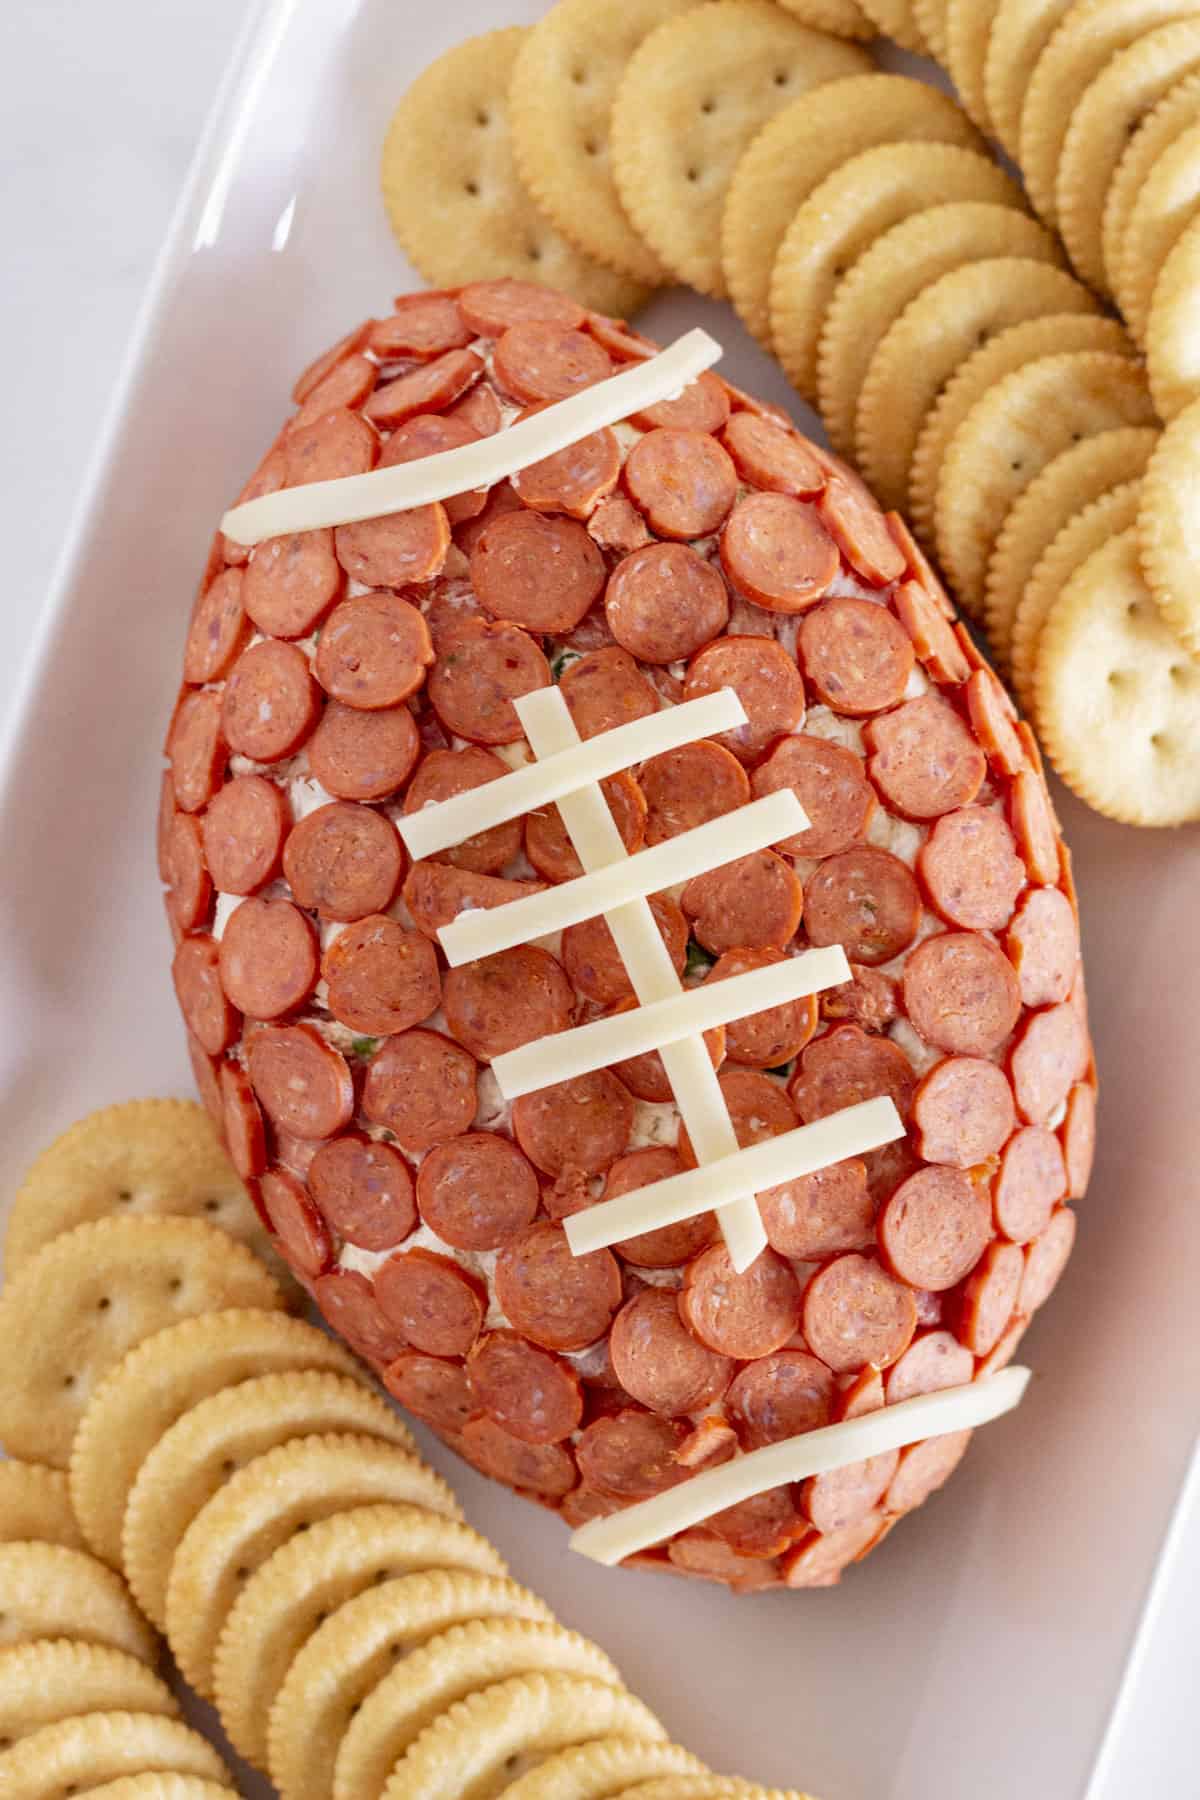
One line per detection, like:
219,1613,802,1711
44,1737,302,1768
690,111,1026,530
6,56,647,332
221,328,723,543
570,1366,1032,1565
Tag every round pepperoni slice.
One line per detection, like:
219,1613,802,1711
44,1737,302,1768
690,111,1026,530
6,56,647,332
292,352,375,427
816,465,906,589
511,1071,634,1176
967,667,1025,777
801,1254,917,1373
706,948,817,1069
459,1416,577,1497
307,1133,416,1252
865,695,987,820
363,348,484,427
382,1352,475,1437
679,1068,795,1170
680,1245,802,1361
218,897,318,1020
562,895,686,1005
608,1004,723,1103
222,640,321,764
245,1022,355,1139
804,846,920,967
726,1352,834,1451
1062,1082,1096,1199
188,1036,224,1129
256,1168,333,1280
1009,1001,1089,1126
284,408,378,488
820,963,899,1034
670,1532,783,1591
602,1147,718,1269
167,690,226,814
494,1221,622,1351
758,1157,874,1260
511,428,621,519
184,568,250,685
623,429,737,540
243,531,343,638
607,543,732,668
609,1287,733,1417
451,380,503,439
674,1416,738,1472
720,412,824,496
466,1331,582,1445
884,1329,974,1404
1019,1205,1076,1314
993,1126,1066,1243
641,741,748,844
802,1454,899,1537
706,1486,805,1558
492,322,610,404
374,1247,486,1357
919,806,1027,934
403,864,544,942
452,482,524,558
370,294,471,360
721,493,839,613
313,1266,406,1366
322,915,441,1037
163,812,212,934
427,618,550,744
403,746,523,877
559,646,658,741
470,510,605,633
958,1239,1024,1356
283,802,403,921
172,935,237,1055
219,1062,266,1181
682,637,806,763
202,776,288,896
629,370,730,434
460,279,585,337
362,1029,478,1151
681,850,803,955
575,1411,689,1500
750,735,875,858
416,1133,539,1252
799,598,915,715
912,1057,1016,1169
525,771,645,883
157,769,177,885
378,413,488,525
790,1024,917,1124
887,1430,972,1513
1006,885,1078,1009
292,321,371,403
443,945,574,1062
878,1166,992,1291
307,700,420,801
891,580,971,685
903,932,1022,1057
314,591,435,710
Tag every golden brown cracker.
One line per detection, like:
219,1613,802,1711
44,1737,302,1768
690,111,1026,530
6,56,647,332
774,0,877,36
854,0,928,51
722,75,981,348
0,1542,157,1663
1120,115,1200,344
0,1712,229,1797
0,1460,86,1552
1035,526,1200,825
0,1217,282,1467
604,1783,812,1799
0,1640,177,1749
1102,69,1200,307
77,1782,236,1800
911,0,950,61
1139,397,1200,656
984,0,1073,158
609,0,870,296
1147,210,1200,417
504,1739,711,1799
380,29,648,317
945,0,998,133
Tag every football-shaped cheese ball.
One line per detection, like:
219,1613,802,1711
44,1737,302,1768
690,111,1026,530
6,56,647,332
161,280,1095,1591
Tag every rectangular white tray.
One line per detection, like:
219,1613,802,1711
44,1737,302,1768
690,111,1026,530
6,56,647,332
3,2,1199,1793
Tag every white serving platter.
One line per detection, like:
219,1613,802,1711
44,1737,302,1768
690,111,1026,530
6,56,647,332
2,2,1199,1794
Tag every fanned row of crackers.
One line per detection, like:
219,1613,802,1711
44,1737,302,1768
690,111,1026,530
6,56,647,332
379,0,1200,829
0,1099,810,1799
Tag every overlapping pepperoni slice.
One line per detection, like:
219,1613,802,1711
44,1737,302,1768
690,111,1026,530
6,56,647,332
493,323,610,405
314,591,435,709
218,897,317,1020
255,1168,333,1280
322,915,441,1037
460,279,585,337
292,321,371,403
725,1352,834,1451
799,598,914,714
416,1132,539,1251
886,1430,972,1512
1019,1206,1076,1313
993,1126,1066,1243
403,746,522,876
721,493,838,612
459,1416,578,1497
1006,885,1078,1008
1009,766,1061,886
640,740,748,843
631,371,730,434
443,945,574,1062
378,413,488,526
576,1411,690,1500
804,846,920,966
892,580,970,685
245,1022,355,1139
820,963,898,1034
363,348,484,427
865,694,987,820
184,568,250,685
605,543,729,663
790,1024,917,1124
222,641,321,764
681,850,802,955
679,1245,802,1361
292,353,375,428
705,947,817,1069
312,1268,404,1366
284,407,377,487
1009,1001,1089,1125
912,1057,1016,1168
623,429,738,540
243,530,343,639
494,1221,622,1351
815,453,906,587
162,813,212,934
587,494,650,556
967,666,1026,777
902,932,1022,1057
601,1147,717,1268
750,735,875,857
202,776,288,896
958,1239,1024,1356
466,1331,582,1444
525,771,645,883
681,637,805,763
801,1254,917,1373
877,1165,992,1291
307,700,420,801
558,646,657,741
758,1157,874,1260
382,1352,475,1437
884,1329,974,1403
219,1061,266,1180
609,1287,733,1416
403,863,544,941
167,690,226,814
374,1247,486,1357
511,428,621,518
283,802,403,920
470,509,606,633
172,936,236,1055
720,412,824,496
307,1132,416,1251
1062,1082,1096,1198
511,1071,634,1176
361,1029,477,1151
370,295,471,361
427,618,550,743
919,806,1027,931
562,895,686,1005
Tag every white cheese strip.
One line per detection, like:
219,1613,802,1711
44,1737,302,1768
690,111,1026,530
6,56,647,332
398,689,746,861
492,945,851,1099
564,1096,903,1256
570,1366,1032,1566
222,327,723,544
438,788,806,966
516,687,766,1271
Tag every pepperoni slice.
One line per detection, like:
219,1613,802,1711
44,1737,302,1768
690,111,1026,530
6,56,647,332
470,510,605,634
256,1168,333,1280
1006,885,1078,1009
886,1429,972,1513
707,1486,806,1558
726,1352,834,1450
374,1247,486,1357
163,813,213,934
967,667,1025,777
292,352,375,428
604,543,729,664
525,771,645,883
576,1411,690,1500
758,1157,874,1260
625,370,726,434
801,1254,917,1373
886,510,954,619
511,1071,634,1176
562,894,686,1005
415,1133,539,1252
167,690,226,813
465,1331,582,1446
382,1352,475,1436
495,1220,622,1351
361,1029,477,1151
705,947,817,1069
223,446,288,566
587,493,651,556
799,598,915,715
245,1022,354,1140
815,453,907,587
363,348,484,427
902,932,1022,1057
452,482,525,559
603,1014,710,1102
459,1415,577,1497
243,530,344,639
307,701,420,801
1010,770,1062,891
1062,1082,1096,1199
602,1147,718,1268
292,321,372,403
172,935,237,1054
892,580,970,685
313,591,435,712
679,1245,802,1361
511,428,621,518
682,637,806,763
750,735,875,857
681,850,803,955
282,802,403,922
608,1287,733,1417
218,897,317,1019
219,1062,266,1180
912,1057,1016,1168
460,279,585,337
721,493,839,613
878,1165,992,1291
958,1239,1024,1355
919,806,1027,934
559,646,658,741
1009,1001,1088,1126
222,640,321,764
492,322,610,404
313,1268,405,1365
403,746,522,877
790,1024,918,1124
678,1068,795,1170
184,568,250,685
331,500,450,590
188,1036,224,1129
451,383,504,438
284,408,378,487
403,863,544,940
820,963,898,1034
623,429,737,541
308,1133,416,1251
674,1416,739,1471
1019,1205,1076,1313
427,617,550,744
669,1532,782,1591
322,915,441,1037
370,294,471,360
884,1329,974,1404
865,695,986,820
804,846,920,967
641,741,749,844
443,945,574,1062
720,413,824,496
802,1454,899,1537
993,1126,1066,1243
202,776,288,896
378,414,488,526
157,769,177,884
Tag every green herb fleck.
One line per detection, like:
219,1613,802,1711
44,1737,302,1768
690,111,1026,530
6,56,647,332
550,649,583,683
350,1036,380,1060
684,939,716,978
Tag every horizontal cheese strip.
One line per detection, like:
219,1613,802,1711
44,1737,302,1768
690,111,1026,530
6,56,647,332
516,688,766,1270
222,327,723,543
571,1367,1032,1566
439,788,806,966
564,1096,903,1256
492,944,851,1099
398,689,746,861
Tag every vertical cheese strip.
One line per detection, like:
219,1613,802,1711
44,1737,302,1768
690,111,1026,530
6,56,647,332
515,687,768,1272
570,1367,1032,1566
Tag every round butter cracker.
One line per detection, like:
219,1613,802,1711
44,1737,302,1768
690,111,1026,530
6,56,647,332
984,0,1073,160
0,1712,228,1799
0,1641,177,1750
78,1782,237,1800
0,1460,86,1552
1103,69,1200,315
1121,116,1200,345
0,1541,157,1664
504,1739,710,1799
911,0,950,62
616,1783,814,1798
1139,396,1200,657
1147,211,1200,417
945,0,999,133
854,0,928,51
774,0,877,36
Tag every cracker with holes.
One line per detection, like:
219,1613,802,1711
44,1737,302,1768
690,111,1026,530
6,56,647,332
1147,211,1200,420
609,0,870,297
1139,397,1200,659
1035,528,1200,825
0,1711,230,1796
984,0,1074,161
0,1460,86,1551
380,29,649,316
0,1541,157,1661
483,1738,711,1800
0,1641,178,1749
1106,72,1200,329
0,1216,282,1466
1119,114,1200,346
